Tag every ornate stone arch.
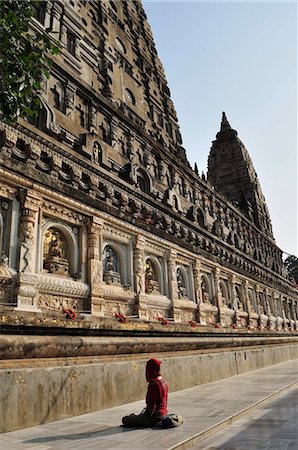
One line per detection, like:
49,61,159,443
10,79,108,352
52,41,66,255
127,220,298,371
197,207,206,228
258,291,268,315
228,230,241,249
135,166,152,194
201,273,214,304
219,280,231,308
144,256,163,295
176,266,190,299
248,289,257,312
41,220,79,276
167,189,182,212
102,242,128,285
28,97,54,131
235,285,244,310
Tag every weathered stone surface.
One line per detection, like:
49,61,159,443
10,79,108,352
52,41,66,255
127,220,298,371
0,333,297,360
0,343,297,433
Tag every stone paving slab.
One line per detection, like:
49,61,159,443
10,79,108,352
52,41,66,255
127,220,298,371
193,388,298,449
1,359,297,450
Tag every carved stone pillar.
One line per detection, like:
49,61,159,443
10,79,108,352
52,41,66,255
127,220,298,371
268,292,277,330
243,280,249,312
255,283,261,313
269,294,278,330
229,274,237,310
193,259,203,322
276,295,284,330
293,301,298,327
292,300,297,321
259,287,269,329
88,217,104,316
109,117,118,149
233,279,248,328
44,2,53,29
60,24,68,47
65,82,76,117
134,235,147,320
15,191,42,310
193,259,201,304
213,267,221,308
281,297,289,330
167,249,180,322
264,288,270,315
52,3,63,34
213,267,221,324
88,104,97,133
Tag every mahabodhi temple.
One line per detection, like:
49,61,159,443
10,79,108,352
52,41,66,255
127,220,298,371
0,0,297,432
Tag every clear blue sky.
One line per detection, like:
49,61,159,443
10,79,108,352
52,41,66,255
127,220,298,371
144,1,297,257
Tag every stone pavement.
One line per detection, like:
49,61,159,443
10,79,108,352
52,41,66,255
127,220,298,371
1,359,297,450
193,388,298,450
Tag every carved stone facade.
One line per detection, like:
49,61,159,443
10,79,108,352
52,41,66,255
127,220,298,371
0,0,297,330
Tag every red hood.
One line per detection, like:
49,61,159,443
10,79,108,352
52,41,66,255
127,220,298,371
146,358,161,382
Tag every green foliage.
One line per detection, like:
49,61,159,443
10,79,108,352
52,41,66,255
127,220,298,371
284,255,298,283
0,0,60,123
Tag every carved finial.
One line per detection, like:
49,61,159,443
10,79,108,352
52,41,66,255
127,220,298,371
220,112,232,132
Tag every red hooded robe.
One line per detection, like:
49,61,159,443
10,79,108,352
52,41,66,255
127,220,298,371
145,358,168,417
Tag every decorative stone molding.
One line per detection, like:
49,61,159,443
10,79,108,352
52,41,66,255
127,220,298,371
36,293,82,312
43,200,85,225
0,182,17,200
36,274,89,298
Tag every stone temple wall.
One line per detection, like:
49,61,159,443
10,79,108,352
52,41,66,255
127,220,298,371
0,0,297,330
0,138,297,330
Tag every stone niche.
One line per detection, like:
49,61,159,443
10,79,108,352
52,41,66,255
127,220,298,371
137,256,171,321
144,258,160,295
100,242,135,318
103,245,121,285
43,227,69,276
199,273,218,325
0,255,13,304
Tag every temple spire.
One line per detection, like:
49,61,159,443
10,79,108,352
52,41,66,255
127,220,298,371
220,112,231,132
216,111,237,140
208,114,273,237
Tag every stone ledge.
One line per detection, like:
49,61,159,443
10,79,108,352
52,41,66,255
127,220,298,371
1,307,297,336
0,333,297,360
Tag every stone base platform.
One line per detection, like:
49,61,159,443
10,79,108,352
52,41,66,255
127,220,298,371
1,359,297,449
0,326,297,432
1,309,297,432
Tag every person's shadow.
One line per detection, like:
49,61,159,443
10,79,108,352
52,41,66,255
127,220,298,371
24,425,136,444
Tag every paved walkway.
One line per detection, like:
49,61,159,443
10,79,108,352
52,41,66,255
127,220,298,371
1,359,297,450
193,388,298,449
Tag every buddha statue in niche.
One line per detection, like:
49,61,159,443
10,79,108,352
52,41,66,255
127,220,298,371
144,259,160,294
103,246,121,285
201,277,210,303
177,269,187,299
43,228,69,275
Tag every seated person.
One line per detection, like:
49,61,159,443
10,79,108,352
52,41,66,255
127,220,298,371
122,358,168,427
